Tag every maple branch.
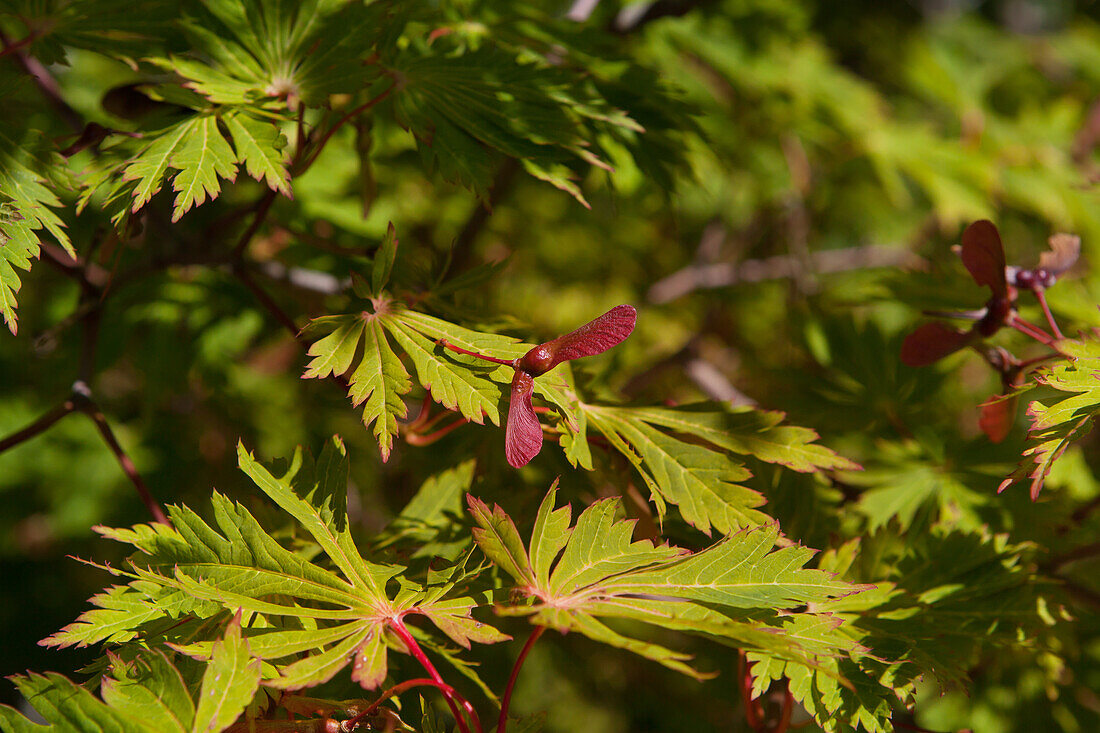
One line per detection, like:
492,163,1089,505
0,29,83,131
647,244,920,303
1044,541,1100,573
297,82,396,176
231,189,279,260
232,264,304,345
0,400,77,454
450,158,520,273
389,617,481,733
497,625,545,733
70,384,170,526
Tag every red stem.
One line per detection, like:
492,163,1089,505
296,82,396,175
1033,289,1064,340
403,392,437,433
1010,316,1054,345
344,677,453,730
0,32,37,58
389,617,480,733
738,652,764,731
405,416,469,446
438,339,516,367
497,625,545,733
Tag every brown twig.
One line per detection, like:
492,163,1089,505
1044,542,1100,573
449,158,520,274
231,189,279,260
343,677,449,731
296,82,397,176
0,400,78,453
0,29,83,131
233,264,304,344
75,386,170,525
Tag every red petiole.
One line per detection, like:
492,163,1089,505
497,625,545,733
389,617,482,733
438,339,516,367
344,677,453,730
1033,289,1065,340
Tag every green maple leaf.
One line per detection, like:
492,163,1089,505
391,45,626,206
169,116,238,222
0,0,176,65
747,529,1049,733
2,626,257,733
165,0,383,108
585,403,855,535
0,124,72,335
44,438,507,692
470,485,868,679
223,111,292,197
120,111,291,221
302,298,585,463
1000,337,1100,499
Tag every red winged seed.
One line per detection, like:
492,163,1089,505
505,371,542,468
521,304,638,376
960,220,1008,297
900,322,975,367
506,304,637,467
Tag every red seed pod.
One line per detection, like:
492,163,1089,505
441,305,638,468
506,304,637,467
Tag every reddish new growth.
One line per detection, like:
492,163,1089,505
901,220,1079,442
440,305,637,467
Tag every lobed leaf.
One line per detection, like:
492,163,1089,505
224,112,291,197
470,486,867,679
51,440,505,693
999,337,1100,499
191,616,261,732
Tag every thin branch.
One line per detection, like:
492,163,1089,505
72,385,170,525
1070,494,1100,526
449,158,520,273
231,189,279,260
344,678,451,730
0,400,77,453
611,0,721,33
1033,289,1064,340
497,625,545,733
647,244,921,303
233,265,304,345
1044,542,1100,572
296,82,397,176
0,31,37,58
1058,577,1100,612
0,29,83,131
